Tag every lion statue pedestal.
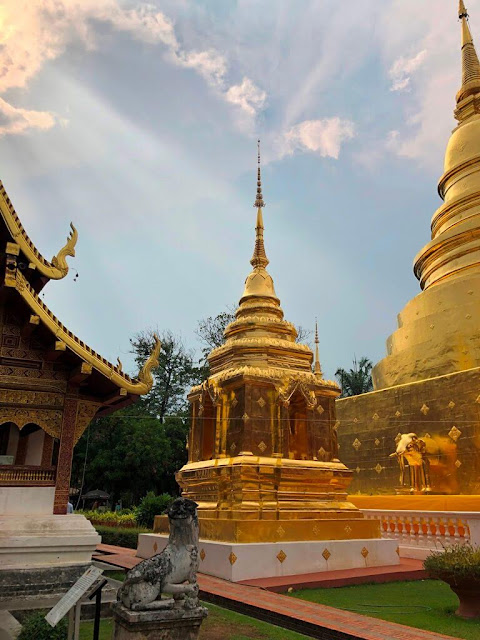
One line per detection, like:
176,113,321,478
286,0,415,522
112,605,208,640
112,498,207,640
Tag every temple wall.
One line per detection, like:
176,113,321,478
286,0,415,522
0,487,55,515
336,366,480,495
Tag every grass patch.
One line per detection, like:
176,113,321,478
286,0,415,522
79,618,113,640
290,579,480,640
79,603,309,640
103,569,126,582
199,603,309,639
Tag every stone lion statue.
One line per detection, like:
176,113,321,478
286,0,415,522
117,497,200,611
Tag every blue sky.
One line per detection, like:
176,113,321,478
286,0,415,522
0,0,472,380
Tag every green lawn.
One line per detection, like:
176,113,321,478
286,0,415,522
79,603,309,640
290,579,480,640
80,618,113,640
103,570,127,582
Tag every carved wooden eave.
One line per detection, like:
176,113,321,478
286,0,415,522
0,178,160,410
2,260,160,414
12,270,159,395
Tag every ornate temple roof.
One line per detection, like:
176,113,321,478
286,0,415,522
0,181,79,290
1,179,160,406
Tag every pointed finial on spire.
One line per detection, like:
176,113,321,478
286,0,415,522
250,140,269,269
456,0,480,107
314,318,322,377
254,139,265,209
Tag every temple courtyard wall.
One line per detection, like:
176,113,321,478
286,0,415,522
336,365,480,496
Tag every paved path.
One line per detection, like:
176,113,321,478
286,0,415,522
94,544,457,640
199,572,458,640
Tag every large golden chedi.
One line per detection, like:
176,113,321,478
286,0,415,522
375,0,480,389
171,147,379,543
337,2,480,497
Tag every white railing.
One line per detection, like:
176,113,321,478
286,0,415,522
361,509,480,559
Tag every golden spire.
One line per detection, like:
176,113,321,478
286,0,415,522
250,140,269,270
314,319,322,377
254,139,265,209
457,0,480,105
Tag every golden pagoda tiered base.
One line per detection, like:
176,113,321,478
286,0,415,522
154,515,379,543
153,456,383,543
143,457,398,582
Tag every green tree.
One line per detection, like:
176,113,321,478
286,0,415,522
72,412,175,505
195,308,235,379
335,357,374,397
131,329,199,422
72,329,195,505
296,326,313,344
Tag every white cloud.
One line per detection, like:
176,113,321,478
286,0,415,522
225,77,267,116
376,0,461,167
0,1,178,94
106,5,178,48
175,49,228,88
0,99,56,136
279,118,355,160
389,50,428,92
0,0,265,136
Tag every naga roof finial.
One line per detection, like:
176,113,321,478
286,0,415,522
250,140,269,270
137,333,161,390
51,222,78,277
314,318,323,377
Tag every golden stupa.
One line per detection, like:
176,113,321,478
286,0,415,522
337,1,480,498
158,143,380,544
375,0,480,389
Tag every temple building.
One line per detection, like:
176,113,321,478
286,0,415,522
138,144,398,582
337,2,480,501
0,179,160,596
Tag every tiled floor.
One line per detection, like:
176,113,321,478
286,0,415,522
94,545,457,640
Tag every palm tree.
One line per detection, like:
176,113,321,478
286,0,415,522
335,357,374,397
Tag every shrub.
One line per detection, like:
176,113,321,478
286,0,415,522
424,543,480,583
18,610,68,640
95,525,149,549
135,492,173,528
79,510,138,528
